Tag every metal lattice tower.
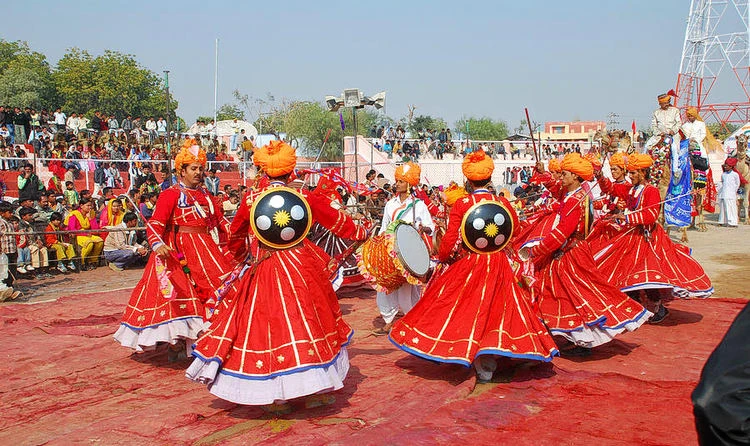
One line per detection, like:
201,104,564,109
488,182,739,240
675,0,750,128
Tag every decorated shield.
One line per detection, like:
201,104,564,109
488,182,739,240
460,200,514,254
250,187,312,249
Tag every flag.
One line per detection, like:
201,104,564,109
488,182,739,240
631,120,636,135
339,112,345,131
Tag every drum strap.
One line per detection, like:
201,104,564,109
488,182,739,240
395,200,415,221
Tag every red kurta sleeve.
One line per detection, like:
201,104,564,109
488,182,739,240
533,193,582,258
624,185,660,226
306,191,367,241
414,188,440,217
147,188,177,249
542,178,565,201
227,191,253,261
438,197,468,262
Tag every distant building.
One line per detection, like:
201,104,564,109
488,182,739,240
539,120,606,142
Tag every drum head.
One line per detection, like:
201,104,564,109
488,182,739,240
460,200,514,254
394,223,430,277
250,187,312,249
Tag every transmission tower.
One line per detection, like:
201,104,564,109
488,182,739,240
675,0,750,128
606,112,620,129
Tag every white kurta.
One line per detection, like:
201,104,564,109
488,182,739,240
681,119,707,146
718,170,740,226
650,106,682,136
376,194,435,324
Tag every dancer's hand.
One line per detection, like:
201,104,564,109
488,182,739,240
154,244,173,258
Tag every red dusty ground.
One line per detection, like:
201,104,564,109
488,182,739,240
0,288,743,446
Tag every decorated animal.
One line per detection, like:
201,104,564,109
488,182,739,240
593,129,634,154
734,134,750,223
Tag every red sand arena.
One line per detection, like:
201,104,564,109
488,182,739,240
0,283,744,445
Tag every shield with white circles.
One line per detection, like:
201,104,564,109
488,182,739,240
460,200,514,254
250,187,313,249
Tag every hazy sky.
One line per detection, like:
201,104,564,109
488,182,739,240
3,1,720,130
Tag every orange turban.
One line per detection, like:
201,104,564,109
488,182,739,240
609,152,627,169
627,153,654,171
394,162,421,187
658,89,676,105
686,107,700,119
462,150,494,181
583,152,602,169
175,144,207,172
548,158,561,172
560,153,594,181
443,183,467,206
253,140,297,177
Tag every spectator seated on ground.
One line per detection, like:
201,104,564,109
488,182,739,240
98,197,124,238
222,192,240,218
19,207,49,274
103,212,148,271
45,211,76,273
139,193,156,220
13,214,32,275
65,198,103,271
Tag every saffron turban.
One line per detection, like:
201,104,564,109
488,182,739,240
686,107,700,119
560,153,594,181
583,152,603,170
175,144,207,172
444,183,467,206
627,153,654,171
395,162,421,187
253,140,297,177
548,158,561,172
609,152,627,169
658,89,676,105
462,150,495,181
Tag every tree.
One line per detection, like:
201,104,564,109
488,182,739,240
53,48,178,119
707,122,739,140
0,40,56,109
216,103,244,121
408,114,448,136
282,101,380,161
454,116,509,140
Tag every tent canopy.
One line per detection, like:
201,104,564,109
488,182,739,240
186,120,258,139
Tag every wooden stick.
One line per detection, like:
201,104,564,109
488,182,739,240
525,107,539,162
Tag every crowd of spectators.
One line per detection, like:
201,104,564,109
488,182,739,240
0,153,247,300
365,123,597,163
0,108,255,198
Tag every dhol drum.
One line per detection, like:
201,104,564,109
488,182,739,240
356,221,431,293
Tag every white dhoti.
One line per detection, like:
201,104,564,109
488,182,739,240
718,199,739,226
376,284,421,324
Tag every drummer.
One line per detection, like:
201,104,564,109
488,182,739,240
373,162,435,335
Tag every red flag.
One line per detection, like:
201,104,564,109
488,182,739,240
631,120,636,135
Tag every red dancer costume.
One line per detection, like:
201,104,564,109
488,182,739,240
114,144,233,354
186,141,367,407
587,152,631,252
528,153,651,349
593,154,713,321
390,151,558,382
514,158,562,252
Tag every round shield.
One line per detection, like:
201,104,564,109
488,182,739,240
460,200,514,254
250,187,312,249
